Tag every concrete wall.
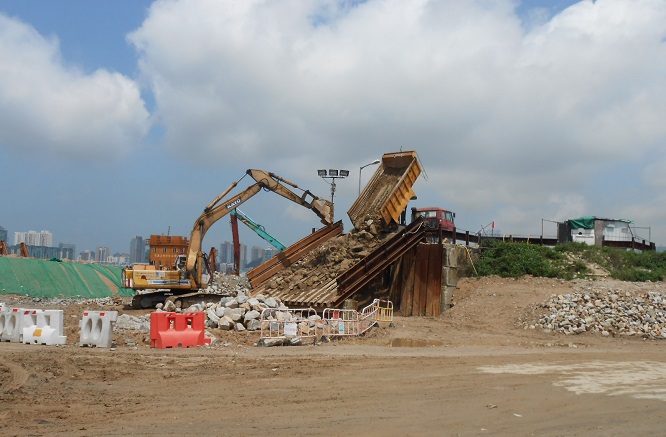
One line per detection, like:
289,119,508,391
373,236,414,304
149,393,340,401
440,244,478,312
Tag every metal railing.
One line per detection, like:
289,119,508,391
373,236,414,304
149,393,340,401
258,300,395,344
259,307,318,340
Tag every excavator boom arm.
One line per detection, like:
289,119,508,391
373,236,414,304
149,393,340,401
185,169,333,284
232,209,287,252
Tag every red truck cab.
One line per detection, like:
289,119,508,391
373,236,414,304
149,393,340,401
411,207,455,231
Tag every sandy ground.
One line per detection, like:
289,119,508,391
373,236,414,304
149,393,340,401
2,276,666,436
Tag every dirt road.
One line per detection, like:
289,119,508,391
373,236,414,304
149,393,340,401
2,277,665,436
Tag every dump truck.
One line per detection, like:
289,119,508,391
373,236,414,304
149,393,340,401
411,207,455,231
348,150,421,231
123,169,333,308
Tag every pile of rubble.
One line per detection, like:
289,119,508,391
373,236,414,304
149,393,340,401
527,287,666,339
203,271,251,295
261,221,388,295
157,290,295,332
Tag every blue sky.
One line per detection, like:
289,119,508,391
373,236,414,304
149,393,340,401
2,0,666,256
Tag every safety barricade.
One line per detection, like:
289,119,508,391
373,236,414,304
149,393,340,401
150,311,211,348
321,308,360,338
80,311,118,348
259,308,318,341
22,309,67,345
0,308,27,343
359,299,394,334
372,299,394,324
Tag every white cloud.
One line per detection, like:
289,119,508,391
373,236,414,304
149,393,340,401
127,0,666,242
0,13,150,159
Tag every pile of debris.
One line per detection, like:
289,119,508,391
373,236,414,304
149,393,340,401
203,271,251,295
260,220,389,295
526,287,666,339
158,290,290,332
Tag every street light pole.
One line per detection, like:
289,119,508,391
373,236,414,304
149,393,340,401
358,159,381,195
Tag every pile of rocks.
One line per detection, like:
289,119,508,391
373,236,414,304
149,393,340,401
115,313,151,331
528,288,666,339
159,290,291,332
203,272,251,295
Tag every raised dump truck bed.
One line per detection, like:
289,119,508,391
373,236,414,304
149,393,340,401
347,151,421,230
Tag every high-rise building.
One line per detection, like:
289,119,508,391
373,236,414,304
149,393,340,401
58,243,76,260
79,250,95,262
250,246,264,263
96,246,110,263
129,236,146,264
14,230,53,247
219,241,247,269
240,243,247,269
39,230,53,247
219,241,234,264
0,225,7,243
262,247,279,262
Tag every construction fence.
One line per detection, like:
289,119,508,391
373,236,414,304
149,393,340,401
259,299,393,344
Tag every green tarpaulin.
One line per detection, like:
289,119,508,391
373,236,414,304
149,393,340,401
568,216,634,230
0,257,134,299
568,216,596,230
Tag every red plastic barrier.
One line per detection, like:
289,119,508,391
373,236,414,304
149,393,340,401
150,312,211,348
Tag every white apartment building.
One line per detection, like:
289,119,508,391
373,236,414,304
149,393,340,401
14,230,53,247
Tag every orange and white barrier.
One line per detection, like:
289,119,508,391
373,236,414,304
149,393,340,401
80,311,118,348
22,309,67,345
321,308,360,337
0,308,27,343
150,311,211,348
260,308,318,341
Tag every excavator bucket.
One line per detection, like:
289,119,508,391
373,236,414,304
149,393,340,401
347,151,421,230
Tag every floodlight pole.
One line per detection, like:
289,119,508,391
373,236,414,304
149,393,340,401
317,169,349,221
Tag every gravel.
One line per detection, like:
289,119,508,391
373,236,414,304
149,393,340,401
526,285,666,339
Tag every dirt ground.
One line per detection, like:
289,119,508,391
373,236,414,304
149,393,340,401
2,276,666,436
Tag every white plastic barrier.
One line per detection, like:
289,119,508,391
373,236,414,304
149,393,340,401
0,308,27,343
80,310,118,348
0,308,7,341
321,308,360,338
259,308,319,341
22,309,67,345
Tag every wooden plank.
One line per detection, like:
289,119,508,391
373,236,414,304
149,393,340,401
426,244,442,317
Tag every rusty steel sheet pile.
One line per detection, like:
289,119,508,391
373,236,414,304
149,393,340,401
347,151,421,231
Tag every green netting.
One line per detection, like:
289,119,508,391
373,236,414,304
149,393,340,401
0,257,134,299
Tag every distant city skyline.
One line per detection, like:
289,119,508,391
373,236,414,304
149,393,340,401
3,1,666,256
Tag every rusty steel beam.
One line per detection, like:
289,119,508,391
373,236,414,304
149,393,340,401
247,221,344,289
333,218,426,307
602,239,654,251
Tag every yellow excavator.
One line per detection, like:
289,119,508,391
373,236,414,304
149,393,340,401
123,169,333,308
